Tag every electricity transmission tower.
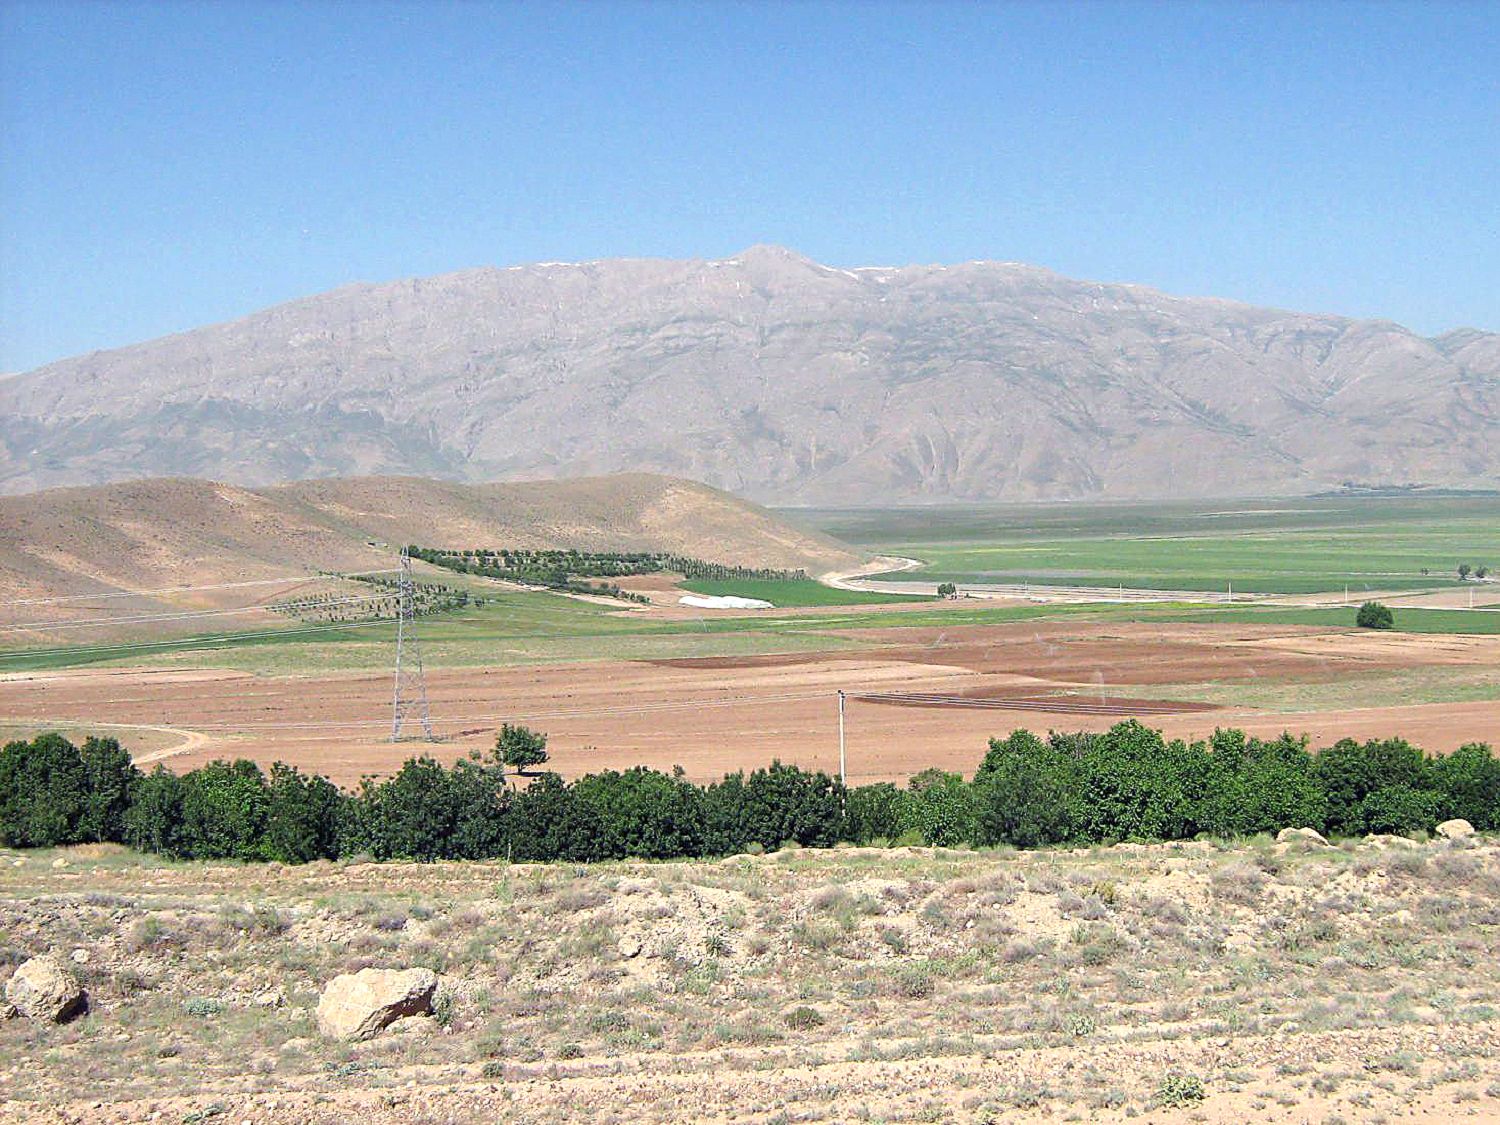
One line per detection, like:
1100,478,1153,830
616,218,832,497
391,547,434,741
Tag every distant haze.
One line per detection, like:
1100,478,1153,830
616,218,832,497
2,247,1496,503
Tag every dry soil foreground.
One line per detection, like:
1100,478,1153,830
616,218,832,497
1,834,1497,1123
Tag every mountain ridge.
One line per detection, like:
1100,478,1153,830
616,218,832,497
3,246,1496,501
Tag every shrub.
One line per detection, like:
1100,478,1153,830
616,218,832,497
784,1005,825,1030
264,762,344,862
77,736,140,844
1356,601,1394,630
570,767,705,859
1156,1073,1206,1107
1195,729,1325,838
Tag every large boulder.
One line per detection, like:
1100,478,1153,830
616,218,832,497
316,968,437,1041
1276,827,1330,847
1436,819,1475,841
5,955,86,1022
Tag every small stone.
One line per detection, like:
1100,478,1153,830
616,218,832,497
69,948,89,965
5,955,86,1022
51,857,70,869
1436,818,1475,841
253,990,283,1008
616,936,643,959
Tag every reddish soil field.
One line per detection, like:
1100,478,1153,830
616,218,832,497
2,621,1497,787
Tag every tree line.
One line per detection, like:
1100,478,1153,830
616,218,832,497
1,722,1494,863
409,546,808,593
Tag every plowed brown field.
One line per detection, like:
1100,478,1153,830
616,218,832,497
3,620,1497,785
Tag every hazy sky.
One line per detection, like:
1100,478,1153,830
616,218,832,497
2,0,1496,371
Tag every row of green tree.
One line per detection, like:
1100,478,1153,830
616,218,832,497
1,723,1494,862
409,546,808,590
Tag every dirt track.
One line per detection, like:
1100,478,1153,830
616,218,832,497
3,620,1497,786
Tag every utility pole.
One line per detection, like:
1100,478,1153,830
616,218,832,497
391,547,434,742
837,690,847,791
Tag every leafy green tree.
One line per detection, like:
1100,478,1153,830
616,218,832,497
1356,601,1394,629
1428,743,1499,830
1194,729,1325,838
1063,722,1206,843
447,755,511,860
905,769,978,846
78,736,140,844
1477,566,1490,579
0,734,87,847
177,760,271,861
708,762,843,851
1458,563,1472,580
1359,784,1443,834
1312,738,1430,836
507,772,595,861
124,766,185,855
974,729,1079,847
263,763,344,862
845,782,910,843
571,767,706,859
344,756,459,861
496,723,549,774
701,772,751,854
936,582,957,597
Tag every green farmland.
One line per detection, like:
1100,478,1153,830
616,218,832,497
795,494,1500,595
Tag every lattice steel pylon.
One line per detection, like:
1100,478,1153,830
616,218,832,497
391,547,435,741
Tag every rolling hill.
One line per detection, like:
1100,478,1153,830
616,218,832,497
0,473,858,640
2,246,1496,502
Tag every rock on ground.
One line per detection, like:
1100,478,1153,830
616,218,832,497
4,955,85,1022
1436,819,1476,840
316,968,437,1041
1276,827,1330,846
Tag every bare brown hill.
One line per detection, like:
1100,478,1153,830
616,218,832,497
3,246,1496,502
0,473,857,639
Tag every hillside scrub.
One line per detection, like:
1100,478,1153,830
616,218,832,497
1,722,1496,862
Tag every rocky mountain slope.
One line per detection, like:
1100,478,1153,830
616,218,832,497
0,472,855,632
3,246,1496,501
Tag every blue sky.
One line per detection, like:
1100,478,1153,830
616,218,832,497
2,0,1496,371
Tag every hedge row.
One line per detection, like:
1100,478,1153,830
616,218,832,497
1,722,1495,863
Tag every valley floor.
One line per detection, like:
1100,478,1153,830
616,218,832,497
3,620,1499,788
